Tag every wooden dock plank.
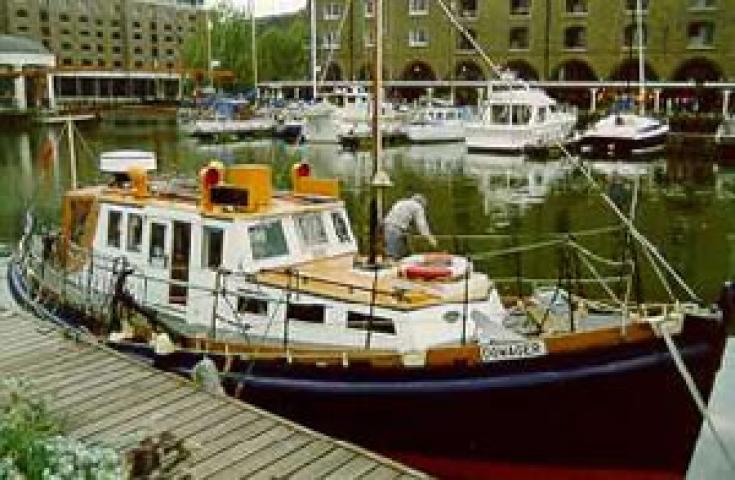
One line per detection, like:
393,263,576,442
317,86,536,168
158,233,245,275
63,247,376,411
0,269,426,480
186,425,293,478
246,438,335,480
360,465,403,480
323,455,379,480
207,432,312,479
184,416,274,466
289,448,357,480
70,387,192,439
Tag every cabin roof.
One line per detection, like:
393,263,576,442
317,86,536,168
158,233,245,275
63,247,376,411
488,88,557,106
73,185,345,220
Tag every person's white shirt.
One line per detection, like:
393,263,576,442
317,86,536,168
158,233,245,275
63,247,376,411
384,195,436,246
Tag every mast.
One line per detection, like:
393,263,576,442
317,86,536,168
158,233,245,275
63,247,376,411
251,0,259,100
206,8,213,89
369,0,390,265
310,0,317,99
637,0,645,115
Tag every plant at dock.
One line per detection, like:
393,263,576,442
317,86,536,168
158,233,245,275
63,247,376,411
0,378,125,479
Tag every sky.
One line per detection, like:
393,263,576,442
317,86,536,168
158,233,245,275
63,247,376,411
229,0,307,17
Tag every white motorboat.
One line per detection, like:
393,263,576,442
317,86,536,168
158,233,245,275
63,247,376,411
579,113,669,158
464,84,577,153
404,100,467,143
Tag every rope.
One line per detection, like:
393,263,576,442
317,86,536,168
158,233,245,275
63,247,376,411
468,238,564,261
659,324,735,472
568,239,630,268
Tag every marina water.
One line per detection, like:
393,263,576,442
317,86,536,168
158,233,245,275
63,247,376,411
0,110,733,306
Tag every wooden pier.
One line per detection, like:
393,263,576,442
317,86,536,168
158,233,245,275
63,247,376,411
0,274,427,479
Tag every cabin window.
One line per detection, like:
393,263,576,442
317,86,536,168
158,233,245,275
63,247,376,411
149,222,168,267
287,303,325,324
537,107,547,123
249,221,289,260
126,213,143,252
512,105,532,125
491,105,510,124
237,297,268,315
347,312,396,335
202,226,224,270
296,213,328,247
331,211,352,243
106,210,122,248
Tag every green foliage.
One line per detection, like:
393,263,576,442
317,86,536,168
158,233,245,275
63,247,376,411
181,4,308,88
0,378,124,479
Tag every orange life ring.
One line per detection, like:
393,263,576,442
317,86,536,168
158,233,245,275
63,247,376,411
398,253,470,281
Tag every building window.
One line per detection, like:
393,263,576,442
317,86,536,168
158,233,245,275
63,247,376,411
42,40,51,49
16,9,28,18
510,0,531,15
97,31,103,38
61,42,73,50
16,26,29,33
97,44,104,53
459,0,478,18
166,49,175,56
111,20,120,27
42,26,51,36
112,32,121,40
457,28,477,51
62,58,73,66
134,60,144,68
249,221,289,260
688,21,715,48
409,29,429,47
39,10,49,22
133,21,141,29
150,21,157,30
79,15,89,22
287,303,325,324
60,14,70,22
202,226,224,270
509,26,529,50
127,213,143,252
80,31,90,37
134,47,143,55
113,60,122,68
133,32,142,40
625,0,648,11
324,3,342,20
107,210,122,248
564,26,587,49
689,0,716,9
623,23,647,47
322,31,340,49
81,59,93,67
164,24,173,31
112,46,122,54
409,0,429,15
365,0,374,17
81,44,91,51
347,312,396,335
565,0,588,14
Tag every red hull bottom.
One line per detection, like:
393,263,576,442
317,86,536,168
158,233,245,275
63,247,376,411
387,451,680,480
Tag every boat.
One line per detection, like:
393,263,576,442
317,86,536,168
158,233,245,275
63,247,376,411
579,112,669,159
578,0,669,160
7,147,734,476
179,98,273,142
464,78,577,154
403,99,467,144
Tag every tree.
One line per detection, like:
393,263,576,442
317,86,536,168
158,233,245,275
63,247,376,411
181,3,308,90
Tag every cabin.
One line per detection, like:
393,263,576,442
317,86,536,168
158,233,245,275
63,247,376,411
59,152,505,353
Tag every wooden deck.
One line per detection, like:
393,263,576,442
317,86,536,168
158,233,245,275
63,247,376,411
0,268,428,479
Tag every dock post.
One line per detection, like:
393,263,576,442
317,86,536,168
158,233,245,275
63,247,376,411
590,87,598,113
723,90,731,117
654,88,662,115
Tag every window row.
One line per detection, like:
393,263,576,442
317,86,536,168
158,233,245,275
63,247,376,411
237,298,397,335
320,0,720,20
105,209,352,266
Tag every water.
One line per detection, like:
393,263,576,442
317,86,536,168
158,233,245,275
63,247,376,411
2,109,734,305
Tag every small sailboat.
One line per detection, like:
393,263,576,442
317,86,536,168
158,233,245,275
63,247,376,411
579,0,669,159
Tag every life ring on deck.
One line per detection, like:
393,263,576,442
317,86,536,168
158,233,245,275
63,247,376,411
398,253,471,281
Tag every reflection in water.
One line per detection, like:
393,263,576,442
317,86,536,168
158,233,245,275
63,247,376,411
0,115,732,302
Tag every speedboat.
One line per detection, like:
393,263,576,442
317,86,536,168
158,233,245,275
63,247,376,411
465,82,577,154
8,151,732,477
580,113,669,159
